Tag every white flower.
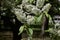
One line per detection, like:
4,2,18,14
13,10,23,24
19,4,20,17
27,15,35,25
14,8,26,23
24,4,41,15
16,13,26,23
17,4,23,9
14,8,23,15
24,4,36,12
31,7,41,15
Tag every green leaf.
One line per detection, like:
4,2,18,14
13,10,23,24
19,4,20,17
44,11,52,22
44,11,49,18
37,13,43,23
27,28,33,36
48,14,52,23
48,14,53,24
18,26,25,35
15,0,18,2
49,14,52,20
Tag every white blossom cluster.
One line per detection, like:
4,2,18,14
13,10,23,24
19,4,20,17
13,0,51,25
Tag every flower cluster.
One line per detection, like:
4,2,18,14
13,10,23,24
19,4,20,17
13,0,51,25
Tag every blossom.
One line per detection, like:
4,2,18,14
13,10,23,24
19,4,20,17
26,15,35,25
